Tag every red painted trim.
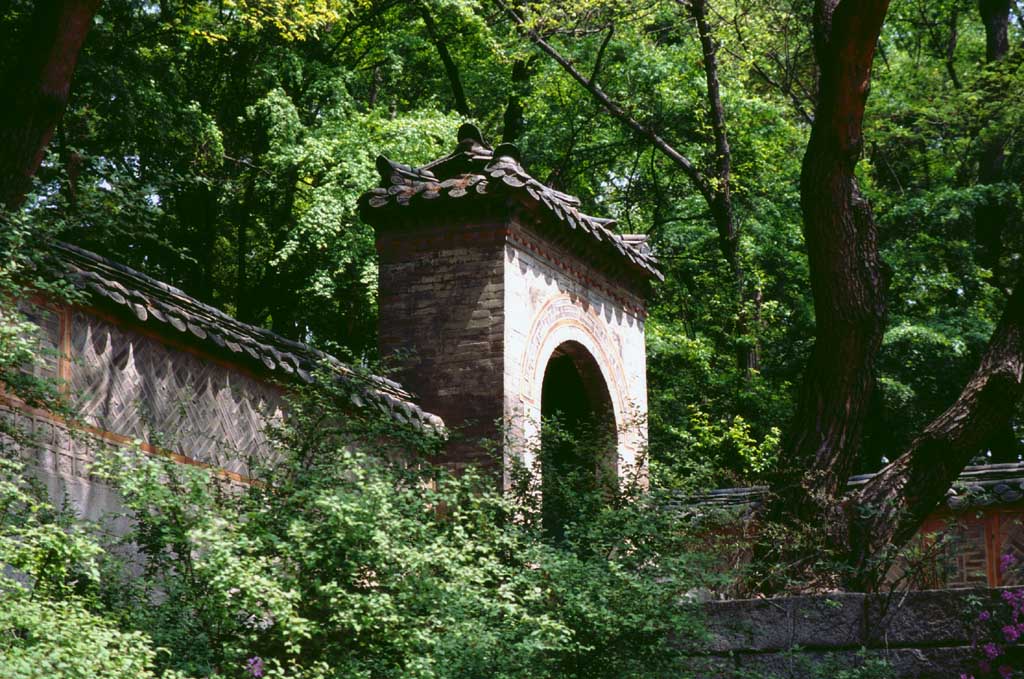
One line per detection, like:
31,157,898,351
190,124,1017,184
507,226,649,318
0,392,253,485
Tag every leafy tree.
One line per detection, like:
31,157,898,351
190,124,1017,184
5,0,1024,593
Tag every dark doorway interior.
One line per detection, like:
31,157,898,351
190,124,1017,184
540,341,616,539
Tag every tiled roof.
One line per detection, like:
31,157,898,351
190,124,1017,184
52,241,445,431
358,124,663,281
672,462,1024,513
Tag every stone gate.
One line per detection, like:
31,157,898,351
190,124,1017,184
359,124,662,483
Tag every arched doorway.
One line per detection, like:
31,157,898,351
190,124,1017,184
539,341,618,538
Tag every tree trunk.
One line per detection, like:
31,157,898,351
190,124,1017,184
237,178,254,323
690,0,759,373
944,4,961,89
502,59,530,144
768,0,1024,590
0,0,101,210
975,0,1011,286
849,280,1024,587
772,0,890,525
980,0,1011,62
419,4,470,116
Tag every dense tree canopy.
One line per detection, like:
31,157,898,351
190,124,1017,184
3,0,1024,585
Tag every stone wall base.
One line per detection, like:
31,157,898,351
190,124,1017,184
677,587,1023,678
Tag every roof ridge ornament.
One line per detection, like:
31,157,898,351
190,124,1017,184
493,142,520,162
358,124,663,281
455,122,491,155
375,155,436,185
456,122,486,145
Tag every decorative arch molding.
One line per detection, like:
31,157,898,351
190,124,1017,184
517,295,631,463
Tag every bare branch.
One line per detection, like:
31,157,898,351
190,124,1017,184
589,24,615,84
492,0,713,201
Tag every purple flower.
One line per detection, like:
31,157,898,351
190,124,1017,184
981,610,993,622
999,665,1013,679
1004,624,1021,643
981,660,993,674
246,656,264,678
984,642,1002,660
1001,590,1024,606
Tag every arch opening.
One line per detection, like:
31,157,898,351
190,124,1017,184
539,341,618,539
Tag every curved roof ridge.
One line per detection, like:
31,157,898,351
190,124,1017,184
359,124,663,281
51,241,444,432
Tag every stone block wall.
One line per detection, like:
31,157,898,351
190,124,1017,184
678,587,1023,678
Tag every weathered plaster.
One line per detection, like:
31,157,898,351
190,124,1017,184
503,219,648,483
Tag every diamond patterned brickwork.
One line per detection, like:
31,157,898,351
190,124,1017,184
52,241,443,431
16,299,62,383
70,310,284,475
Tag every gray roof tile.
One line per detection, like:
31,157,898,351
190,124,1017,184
52,241,444,431
359,124,663,282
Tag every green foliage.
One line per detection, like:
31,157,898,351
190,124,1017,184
647,319,786,488
0,594,184,679
0,457,181,679
0,209,75,415
0,367,714,679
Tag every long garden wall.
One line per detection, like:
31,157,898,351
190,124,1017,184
680,587,1023,678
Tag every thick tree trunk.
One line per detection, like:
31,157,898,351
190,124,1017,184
0,0,101,210
770,0,1024,590
772,0,890,524
975,0,1011,285
849,281,1024,587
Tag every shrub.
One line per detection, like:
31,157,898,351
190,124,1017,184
0,368,717,679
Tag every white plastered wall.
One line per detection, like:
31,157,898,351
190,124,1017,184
502,226,648,488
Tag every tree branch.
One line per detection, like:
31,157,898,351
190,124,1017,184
420,3,471,116
850,280,1024,584
589,24,614,84
686,0,737,266
492,0,713,202
498,0,758,371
